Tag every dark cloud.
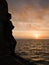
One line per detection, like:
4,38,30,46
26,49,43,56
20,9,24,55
7,0,49,9
39,0,49,8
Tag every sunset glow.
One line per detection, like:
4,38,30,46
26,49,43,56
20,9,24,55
8,0,49,39
32,31,41,39
33,33,41,39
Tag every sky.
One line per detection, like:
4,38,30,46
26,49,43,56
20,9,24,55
7,0,49,39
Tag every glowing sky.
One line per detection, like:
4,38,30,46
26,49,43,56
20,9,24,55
7,0,49,39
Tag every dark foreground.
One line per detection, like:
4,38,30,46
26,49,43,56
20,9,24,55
0,54,49,65
0,54,36,65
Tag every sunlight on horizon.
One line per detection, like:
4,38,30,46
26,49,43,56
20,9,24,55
33,33,41,39
30,31,42,39
12,30,48,39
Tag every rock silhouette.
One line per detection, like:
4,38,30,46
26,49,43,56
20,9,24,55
0,0,36,65
0,0,10,55
0,0,16,55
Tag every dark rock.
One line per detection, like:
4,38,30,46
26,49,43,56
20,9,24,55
0,0,16,55
0,0,36,65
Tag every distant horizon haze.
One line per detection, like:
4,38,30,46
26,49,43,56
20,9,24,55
13,31,49,39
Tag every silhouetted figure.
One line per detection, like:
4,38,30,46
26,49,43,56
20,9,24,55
0,0,16,55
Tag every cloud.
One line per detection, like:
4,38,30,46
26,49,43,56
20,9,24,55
9,4,49,31
7,0,49,38
7,0,49,9
39,0,49,8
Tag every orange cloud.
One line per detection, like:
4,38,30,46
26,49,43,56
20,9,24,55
9,5,49,39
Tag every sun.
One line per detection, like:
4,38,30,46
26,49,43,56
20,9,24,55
32,31,41,39
34,33,40,39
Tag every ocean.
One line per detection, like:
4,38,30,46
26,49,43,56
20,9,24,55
15,39,49,65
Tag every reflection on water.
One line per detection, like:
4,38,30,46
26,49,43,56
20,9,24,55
15,39,49,65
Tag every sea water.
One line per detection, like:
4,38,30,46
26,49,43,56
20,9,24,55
15,39,49,65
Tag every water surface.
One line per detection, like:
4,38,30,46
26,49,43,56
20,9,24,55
15,39,49,65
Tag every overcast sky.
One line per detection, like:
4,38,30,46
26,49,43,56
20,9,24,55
7,0,49,39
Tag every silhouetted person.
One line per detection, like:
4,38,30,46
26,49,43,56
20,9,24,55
0,0,16,55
